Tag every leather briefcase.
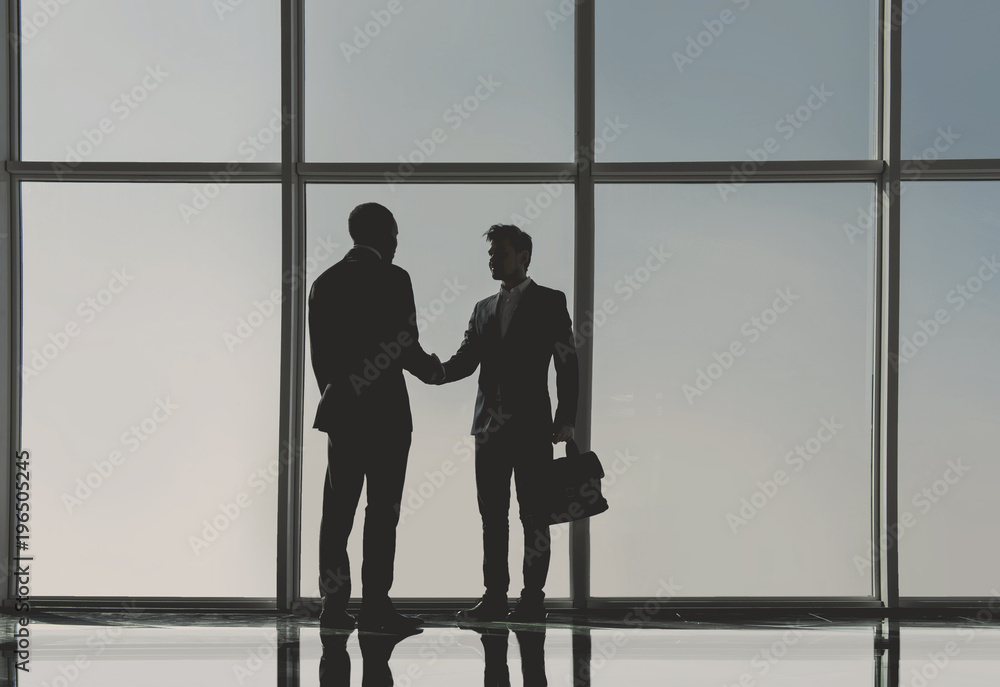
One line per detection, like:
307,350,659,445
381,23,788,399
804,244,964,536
534,439,609,525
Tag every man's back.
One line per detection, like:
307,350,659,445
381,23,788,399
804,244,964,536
308,246,429,434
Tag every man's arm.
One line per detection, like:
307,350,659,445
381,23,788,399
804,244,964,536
438,306,482,384
307,281,334,393
552,291,579,432
394,270,441,384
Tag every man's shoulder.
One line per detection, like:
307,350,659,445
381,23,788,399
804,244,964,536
473,291,498,311
311,254,409,291
526,281,567,305
309,259,347,297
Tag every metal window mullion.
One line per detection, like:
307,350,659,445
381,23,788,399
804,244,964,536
899,158,1000,180
4,161,282,181
296,162,576,183
276,0,306,613
869,0,888,611
592,160,883,183
880,0,903,610
2,0,18,609
570,0,595,612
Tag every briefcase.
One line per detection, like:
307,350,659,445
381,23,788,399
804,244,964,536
534,439,609,525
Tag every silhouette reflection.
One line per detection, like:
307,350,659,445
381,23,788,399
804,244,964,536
463,624,548,687
319,627,422,687
513,627,548,687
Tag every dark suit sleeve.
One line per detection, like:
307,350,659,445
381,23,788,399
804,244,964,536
395,270,438,383
441,305,482,383
552,291,579,428
307,281,334,393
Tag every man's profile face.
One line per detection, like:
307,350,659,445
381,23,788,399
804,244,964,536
488,238,525,281
372,221,398,263
385,222,398,262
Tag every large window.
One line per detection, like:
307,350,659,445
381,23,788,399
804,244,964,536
5,0,997,607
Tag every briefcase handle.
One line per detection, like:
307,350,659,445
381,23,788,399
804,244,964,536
565,438,581,457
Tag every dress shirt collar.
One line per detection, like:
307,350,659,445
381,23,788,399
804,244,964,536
499,276,532,297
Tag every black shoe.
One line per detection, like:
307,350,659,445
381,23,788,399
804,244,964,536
357,610,424,634
506,597,546,623
319,608,356,630
457,595,510,622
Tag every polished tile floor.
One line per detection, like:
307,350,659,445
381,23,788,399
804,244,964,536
4,611,1000,686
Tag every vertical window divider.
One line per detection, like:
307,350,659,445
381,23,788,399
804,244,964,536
571,0,596,611
879,0,903,610
277,0,306,612
2,0,19,609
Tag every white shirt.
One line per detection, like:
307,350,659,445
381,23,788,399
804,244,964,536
494,277,532,407
497,276,532,339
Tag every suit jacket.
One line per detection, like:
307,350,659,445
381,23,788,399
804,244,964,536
442,280,579,436
308,246,439,434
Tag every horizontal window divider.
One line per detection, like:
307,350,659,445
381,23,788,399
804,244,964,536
297,162,577,183
6,161,283,182
593,160,885,183
19,597,279,612
899,597,1000,608
587,596,881,608
899,158,1000,181
23,597,1000,615
295,598,577,613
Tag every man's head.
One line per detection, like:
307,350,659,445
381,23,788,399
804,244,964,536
484,224,532,282
349,202,398,263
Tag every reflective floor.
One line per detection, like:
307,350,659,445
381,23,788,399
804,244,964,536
3,611,1000,686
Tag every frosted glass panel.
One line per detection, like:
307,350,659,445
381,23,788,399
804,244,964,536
899,182,1000,596
591,183,875,596
21,182,281,596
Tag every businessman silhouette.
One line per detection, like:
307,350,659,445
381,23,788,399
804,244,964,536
308,202,444,633
463,626,548,686
434,224,579,622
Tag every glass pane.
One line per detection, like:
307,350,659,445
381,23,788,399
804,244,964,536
596,0,878,161
301,184,574,598
902,627,1000,685
28,625,278,687
304,0,573,161
899,182,1000,596
20,0,281,162
591,183,876,596
903,1,1000,160
590,627,875,686
21,182,281,596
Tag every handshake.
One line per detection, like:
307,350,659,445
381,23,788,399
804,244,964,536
427,353,446,385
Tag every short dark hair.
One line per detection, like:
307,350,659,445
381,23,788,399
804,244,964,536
348,202,396,245
483,224,532,271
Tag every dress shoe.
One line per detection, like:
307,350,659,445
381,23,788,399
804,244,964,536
357,610,424,634
506,596,546,623
319,608,356,630
456,595,510,622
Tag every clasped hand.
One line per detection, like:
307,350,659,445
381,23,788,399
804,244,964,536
428,353,445,384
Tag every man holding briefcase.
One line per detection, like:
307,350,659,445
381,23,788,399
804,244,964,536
433,224,579,622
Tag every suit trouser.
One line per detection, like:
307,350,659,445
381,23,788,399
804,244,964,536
319,429,411,612
475,424,554,598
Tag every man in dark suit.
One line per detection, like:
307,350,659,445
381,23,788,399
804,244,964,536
308,202,444,633
434,224,579,622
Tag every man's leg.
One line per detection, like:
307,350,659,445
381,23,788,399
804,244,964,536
319,432,366,613
359,430,412,613
512,432,554,600
475,428,515,598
